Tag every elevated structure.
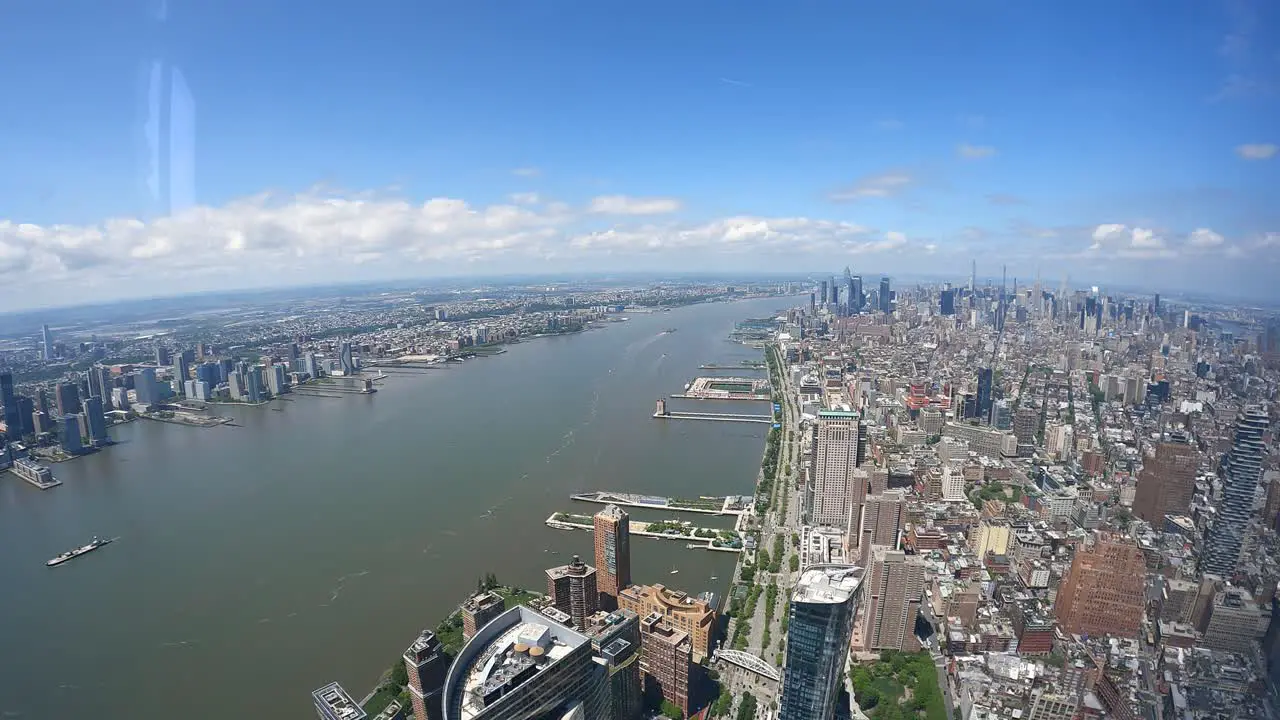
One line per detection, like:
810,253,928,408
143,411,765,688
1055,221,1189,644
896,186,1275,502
715,648,781,683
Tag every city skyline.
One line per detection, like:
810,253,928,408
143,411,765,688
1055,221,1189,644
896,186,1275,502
2,3,1277,308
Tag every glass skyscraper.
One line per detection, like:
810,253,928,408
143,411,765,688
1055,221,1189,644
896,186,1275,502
1202,407,1270,576
778,565,864,720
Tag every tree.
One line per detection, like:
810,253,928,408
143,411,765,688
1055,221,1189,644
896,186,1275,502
736,692,757,720
389,662,408,688
660,699,684,719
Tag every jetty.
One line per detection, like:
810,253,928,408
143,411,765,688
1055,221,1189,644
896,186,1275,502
571,491,749,516
545,514,743,553
653,400,772,424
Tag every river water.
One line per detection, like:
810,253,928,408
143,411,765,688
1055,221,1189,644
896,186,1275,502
0,297,782,720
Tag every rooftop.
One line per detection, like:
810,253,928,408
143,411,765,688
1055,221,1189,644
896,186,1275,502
311,682,367,720
792,564,864,604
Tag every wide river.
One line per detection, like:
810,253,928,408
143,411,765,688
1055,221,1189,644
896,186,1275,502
0,297,782,720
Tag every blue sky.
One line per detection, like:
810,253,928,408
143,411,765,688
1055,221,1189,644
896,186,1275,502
0,0,1277,308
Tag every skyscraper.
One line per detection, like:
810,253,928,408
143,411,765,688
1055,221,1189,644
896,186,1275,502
402,629,449,720
460,591,506,640
593,504,631,610
851,275,863,311
41,324,54,361
441,605,610,720
545,555,599,628
862,547,926,652
811,411,864,530
819,280,829,306
940,288,955,316
637,612,691,717
879,276,891,313
155,345,171,367
976,368,994,425
1202,407,1270,576
135,368,158,407
1,371,22,438
55,382,81,416
60,414,83,455
1053,534,1146,638
581,610,643,720
778,565,864,720
1132,440,1198,525
339,341,357,375
82,395,108,446
845,276,856,313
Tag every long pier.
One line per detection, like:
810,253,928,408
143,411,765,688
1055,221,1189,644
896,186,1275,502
545,514,742,553
571,491,747,516
654,411,772,424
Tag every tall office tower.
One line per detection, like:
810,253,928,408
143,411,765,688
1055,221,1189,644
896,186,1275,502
266,364,287,395
17,397,34,436
580,610,643,720
441,605,610,720
808,292,816,314
82,395,108,446
862,547,926,652
174,354,190,389
60,414,83,455
545,555,599,628
1132,440,1198,524
197,362,220,389
94,366,115,409
637,612,691,717
819,280,829,305
227,371,246,401
312,682,367,720
618,583,717,661
155,345,171,367
940,289,955,316
879,276,892,313
339,341,357,375
593,504,631,610
970,260,977,294
1,371,21,437
1203,407,1271,576
812,411,864,530
55,382,81,416
40,324,54,360
778,565,864,720
1053,534,1146,638
830,283,840,309
403,630,449,720
460,591,506,640
846,276,857,312
976,368,994,424
1153,293,1161,314
246,367,264,403
852,275,863,310
861,491,906,550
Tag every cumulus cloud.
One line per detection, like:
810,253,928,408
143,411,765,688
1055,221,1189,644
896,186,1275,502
569,216,903,256
588,195,682,215
1235,143,1277,159
1188,228,1225,247
957,143,997,159
828,172,913,202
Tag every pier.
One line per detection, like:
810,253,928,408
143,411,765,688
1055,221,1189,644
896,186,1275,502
675,376,771,401
9,458,61,489
571,491,749,516
653,400,772,424
699,362,766,370
545,514,743,553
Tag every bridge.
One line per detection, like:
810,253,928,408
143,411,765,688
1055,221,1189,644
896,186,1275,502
714,649,781,683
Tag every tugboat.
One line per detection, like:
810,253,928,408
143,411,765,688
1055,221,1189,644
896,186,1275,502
46,536,114,567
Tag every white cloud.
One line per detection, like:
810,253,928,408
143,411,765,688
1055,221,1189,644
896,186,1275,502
829,172,913,202
1129,227,1164,249
1085,223,1174,258
568,216,898,256
588,195,682,215
957,143,997,159
511,167,541,177
508,192,541,205
1187,228,1225,247
1235,143,1277,159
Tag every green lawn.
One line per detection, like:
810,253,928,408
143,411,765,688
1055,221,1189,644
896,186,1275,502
850,651,947,720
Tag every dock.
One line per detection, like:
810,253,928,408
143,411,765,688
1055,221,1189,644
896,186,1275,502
545,514,743,553
571,491,749,516
676,376,771,401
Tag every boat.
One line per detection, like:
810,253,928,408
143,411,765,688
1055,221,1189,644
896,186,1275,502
670,566,680,575
46,536,114,567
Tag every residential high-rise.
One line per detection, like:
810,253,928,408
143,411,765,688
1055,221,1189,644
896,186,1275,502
861,491,905,550
637,612,691,717
135,368,158,407
593,504,631,610
580,610,643,720
441,605,610,720
1132,440,1198,525
1,371,21,438
879,276,892,313
246,366,264,403
55,381,81,416
16,396,34,436
227,371,246,401
617,583,717,661
811,411,864,531
545,555,598,628
403,629,449,720
862,547,926,652
778,565,864,720
460,591,506,640
155,345,171,367
312,682,367,720
339,341,357,375
82,395,108,446
1053,534,1146,638
1013,405,1039,447
60,414,83,455
1202,407,1270,576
